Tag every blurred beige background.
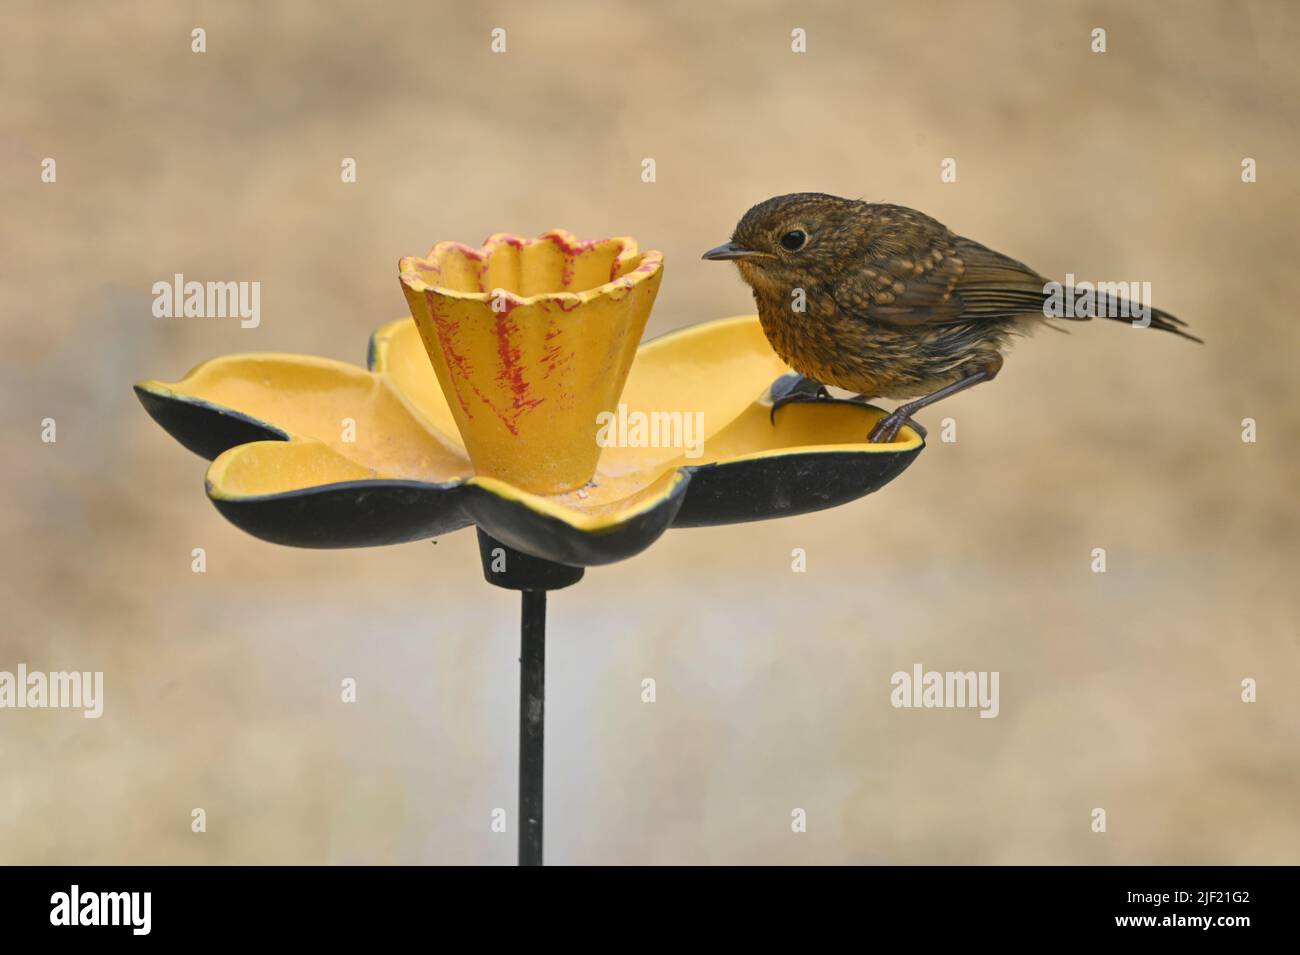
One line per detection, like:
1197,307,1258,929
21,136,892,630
2,0,1297,864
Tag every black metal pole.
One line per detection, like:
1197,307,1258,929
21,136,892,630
476,530,579,866
518,589,546,866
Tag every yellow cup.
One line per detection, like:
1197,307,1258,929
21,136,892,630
400,231,664,495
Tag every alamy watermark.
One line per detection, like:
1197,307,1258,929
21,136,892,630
891,663,999,718
596,404,704,458
152,273,260,328
1043,273,1151,327
0,664,103,718
50,885,150,935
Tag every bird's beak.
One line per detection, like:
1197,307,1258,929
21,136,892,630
702,241,757,262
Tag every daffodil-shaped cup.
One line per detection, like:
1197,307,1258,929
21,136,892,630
400,231,663,496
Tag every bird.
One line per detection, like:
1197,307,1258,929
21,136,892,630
703,193,1200,443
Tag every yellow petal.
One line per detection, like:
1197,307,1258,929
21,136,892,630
137,353,470,487
604,315,790,474
568,397,918,524
205,439,471,548
467,468,683,531
465,468,689,566
672,400,922,467
207,439,377,498
368,317,462,447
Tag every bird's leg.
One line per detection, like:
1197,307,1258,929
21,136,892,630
868,367,995,443
865,407,927,440
769,372,932,437
768,372,832,424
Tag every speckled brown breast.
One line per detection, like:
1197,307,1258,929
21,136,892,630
756,292,1012,400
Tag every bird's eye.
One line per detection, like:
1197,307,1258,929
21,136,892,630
779,229,807,252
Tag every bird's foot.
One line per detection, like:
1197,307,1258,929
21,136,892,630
767,373,832,424
868,409,927,443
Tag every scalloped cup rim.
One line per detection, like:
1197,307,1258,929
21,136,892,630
398,229,664,308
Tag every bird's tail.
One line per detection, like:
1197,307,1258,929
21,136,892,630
1050,287,1201,343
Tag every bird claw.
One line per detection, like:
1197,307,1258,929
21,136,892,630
767,373,832,424
768,374,927,442
868,411,926,443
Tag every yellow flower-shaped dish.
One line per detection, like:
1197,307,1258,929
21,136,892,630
135,313,922,566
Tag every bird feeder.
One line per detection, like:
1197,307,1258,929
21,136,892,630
135,231,923,865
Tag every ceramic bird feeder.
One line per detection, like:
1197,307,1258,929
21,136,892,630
135,230,924,865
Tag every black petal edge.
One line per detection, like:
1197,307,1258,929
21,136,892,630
672,444,923,528
463,472,692,567
135,385,288,461
210,480,472,549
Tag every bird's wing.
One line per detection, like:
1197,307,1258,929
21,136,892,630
831,231,1053,327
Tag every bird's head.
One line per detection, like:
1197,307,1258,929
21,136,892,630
703,193,867,297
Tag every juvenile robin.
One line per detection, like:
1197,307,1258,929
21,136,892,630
704,193,1199,442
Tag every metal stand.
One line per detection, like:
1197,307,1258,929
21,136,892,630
476,529,583,866
518,590,546,866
